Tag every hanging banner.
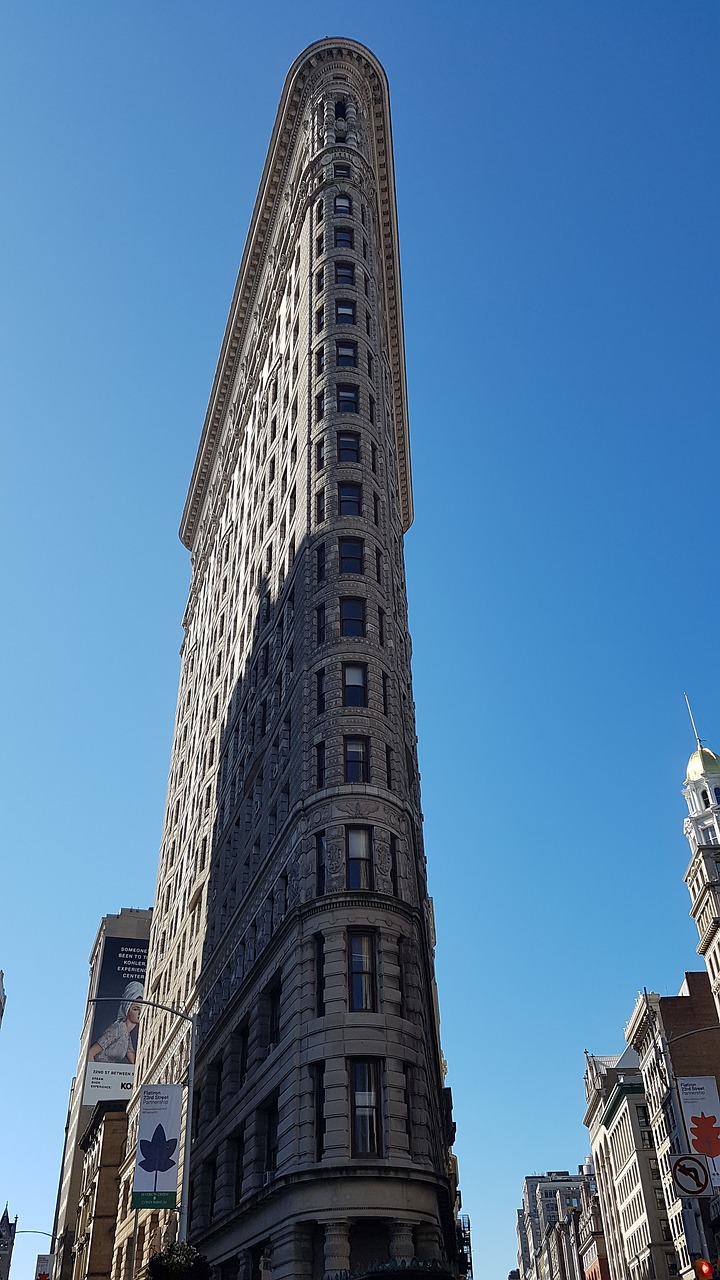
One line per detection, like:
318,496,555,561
678,1077,720,1187
35,1256,53,1280
132,1084,182,1209
83,935,148,1105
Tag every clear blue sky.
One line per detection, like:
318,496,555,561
1,3,719,1277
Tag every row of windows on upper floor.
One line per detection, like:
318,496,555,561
315,735,395,791
316,225,369,261
315,192,367,225
316,298,371,334
312,482,382,526
316,334,374,375
316,598,386,644
316,382,376,423
316,259,371,296
315,662,388,714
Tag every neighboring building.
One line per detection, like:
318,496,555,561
576,1176,610,1280
71,1102,129,1280
624,973,720,1280
114,36,467,1280
50,908,151,1280
0,1207,16,1280
682,741,720,1020
517,1168,593,1280
583,1047,672,1280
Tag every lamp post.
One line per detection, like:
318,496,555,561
15,1232,55,1280
88,997,197,1243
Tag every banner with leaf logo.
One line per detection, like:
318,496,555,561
678,1077,720,1188
132,1085,182,1209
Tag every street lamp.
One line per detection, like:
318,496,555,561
88,996,196,1243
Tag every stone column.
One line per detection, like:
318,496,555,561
389,1221,415,1262
272,1222,313,1280
323,1220,350,1278
415,1222,443,1263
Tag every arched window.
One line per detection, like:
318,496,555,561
702,789,710,808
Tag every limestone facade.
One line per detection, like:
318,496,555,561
113,38,465,1280
583,1049,673,1280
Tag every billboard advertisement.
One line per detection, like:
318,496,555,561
678,1076,720,1188
83,935,148,1106
132,1084,182,1210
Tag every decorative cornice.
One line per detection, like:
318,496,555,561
179,38,413,550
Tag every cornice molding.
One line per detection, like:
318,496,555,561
179,37,413,551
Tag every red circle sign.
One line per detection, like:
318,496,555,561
672,1155,710,1195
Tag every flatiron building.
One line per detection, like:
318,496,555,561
114,37,467,1280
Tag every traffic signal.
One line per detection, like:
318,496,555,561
693,1260,713,1280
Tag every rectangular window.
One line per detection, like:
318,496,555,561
385,745,393,790
336,339,357,367
337,431,360,462
233,1128,244,1205
367,351,374,377
206,1158,217,1219
315,267,324,292
338,482,362,515
349,932,376,1011
344,736,369,784
316,489,326,522
315,198,324,224
343,663,367,707
347,826,372,890
316,604,326,644
373,492,380,525
335,226,354,250
339,537,364,574
334,162,351,178
316,543,326,582
382,672,389,715
335,261,355,287
365,310,371,335
316,741,326,789
340,597,366,637
316,306,324,332
316,831,327,896
316,669,326,715
268,979,281,1046
316,232,324,256
263,1100,279,1172
316,346,325,374
314,934,325,1017
350,1059,380,1155
313,1061,325,1161
378,607,385,646
640,1129,653,1149
336,300,356,326
334,194,352,216
315,438,325,470
637,1105,650,1126
369,396,375,424
316,391,325,419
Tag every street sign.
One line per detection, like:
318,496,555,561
672,1154,711,1197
